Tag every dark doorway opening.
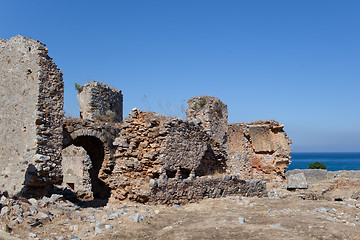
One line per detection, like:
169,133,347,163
68,136,111,206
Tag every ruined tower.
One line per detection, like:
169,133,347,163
0,36,64,195
77,82,123,122
186,96,228,146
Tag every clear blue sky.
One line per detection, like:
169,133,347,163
2,1,360,152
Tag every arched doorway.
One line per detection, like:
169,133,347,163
62,135,111,205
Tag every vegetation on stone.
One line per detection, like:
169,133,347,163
74,83,83,93
308,161,327,169
198,97,206,108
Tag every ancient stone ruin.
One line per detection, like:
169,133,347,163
0,36,292,205
77,81,123,122
227,120,292,181
0,36,64,196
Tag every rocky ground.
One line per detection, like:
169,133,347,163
0,170,359,240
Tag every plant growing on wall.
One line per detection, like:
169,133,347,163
74,83,83,93
198,97,206,107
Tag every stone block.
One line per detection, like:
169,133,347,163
286,169,328,180
227,121,291,181
149,176,268,204
287,172,308,189
248,125,274,153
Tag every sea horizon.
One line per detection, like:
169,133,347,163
287,152,360,171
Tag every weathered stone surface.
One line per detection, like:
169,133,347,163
286,169,328,179
63,107,290,203
104,109,270,204
186,96,228,146
149,176,267,204
77,82,123,122
108,110,218,202
0,35,64,195
62,145,93,200
287,172,308,189
227,121,292,181
63,118,119,200
248,125,274,153
186,97,292,182
163,118,225,178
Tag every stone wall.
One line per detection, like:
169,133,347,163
108,110,170,202
185,96,228,166
186,96,228,146
0,36,64,196
108,109,229,203
62,110,250,204
149,176,267,204
62,108,289,204
63,118,120,199
185,97,292,182
77,82,123,122
227,121,292,181
62,145,93,200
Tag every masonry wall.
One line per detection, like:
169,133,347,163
107,110,229,203
149,176,267,204
0,36,64,195
63,117,120,200
63,94,290,204
77,82,123,122
62,145,93,200
186,96,228,146
70,102,290,204
185,96,292,182
227,121,292,181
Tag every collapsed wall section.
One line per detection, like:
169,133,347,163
108,110,171,202
108,110,230,203
185,96,292,181
149,176,267,204
0,36,64,195
186,96,229,164
77,82,123,122
227,121,292,181
186,96,228,146
64,97,277,203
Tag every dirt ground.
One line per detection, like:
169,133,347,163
1,171,359,240
96,197,360,240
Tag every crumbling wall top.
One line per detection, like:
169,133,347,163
77,81,123,122
186,96,228,146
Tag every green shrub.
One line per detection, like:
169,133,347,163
308,161,327,169
198,97,206,108
74,83,83,93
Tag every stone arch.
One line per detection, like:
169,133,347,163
65,129,109,148
62,129,113,202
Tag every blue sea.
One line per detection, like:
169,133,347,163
287,152,360,171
